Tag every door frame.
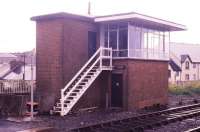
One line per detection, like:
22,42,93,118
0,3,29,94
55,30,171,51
111,72,123,108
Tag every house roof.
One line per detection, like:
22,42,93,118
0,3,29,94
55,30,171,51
0,63,10,78
3,65,36,80
31,12,186,31
0,53,17,58
170,43,200,63
95,12,186,31
169,59,182,71
180,54,193,63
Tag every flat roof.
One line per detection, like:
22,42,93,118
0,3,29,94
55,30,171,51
31,12,94,22
95,12,186,31
31,12,186,31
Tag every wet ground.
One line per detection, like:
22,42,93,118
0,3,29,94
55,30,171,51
0,110,139,132
1,93,200,132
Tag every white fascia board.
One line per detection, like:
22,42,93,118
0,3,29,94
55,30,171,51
95,13,186,31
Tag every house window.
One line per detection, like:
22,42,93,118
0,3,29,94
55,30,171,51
168,70,171,78
185,61,190,69
193,74,196,80
185,74,190,81
176,72,179,76
193,64,196,68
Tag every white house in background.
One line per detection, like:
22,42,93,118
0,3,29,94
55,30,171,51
0,63,36,80
3,64,36,80
169,43,200,83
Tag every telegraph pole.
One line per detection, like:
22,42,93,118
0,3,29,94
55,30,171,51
88,1,91,15
23,53,26,80
30,52,34,119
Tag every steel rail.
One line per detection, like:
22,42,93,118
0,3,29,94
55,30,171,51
70,103,200,132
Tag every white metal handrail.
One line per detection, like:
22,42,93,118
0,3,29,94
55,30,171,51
61,48,101,94
60,47,112,115
63,57,100,101
112,48,169,60
61,47,112,94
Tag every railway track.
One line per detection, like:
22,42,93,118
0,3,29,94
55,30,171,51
70,103,200,132
185,126,200,132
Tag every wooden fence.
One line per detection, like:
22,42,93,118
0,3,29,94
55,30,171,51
0,80,35,94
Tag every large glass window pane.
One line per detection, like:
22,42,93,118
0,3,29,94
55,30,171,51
141,28,148,58
153,32,159,51
104,31,108,47
118,28,128,57
109,31,117,49
129,26,142,57
164,32,170,58
133,27,141,49
144,32,148,48
119,22,128,29
109,24,118,30
159,32,164,51
119,29,128,49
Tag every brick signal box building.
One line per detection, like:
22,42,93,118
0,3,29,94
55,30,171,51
31,12,186,116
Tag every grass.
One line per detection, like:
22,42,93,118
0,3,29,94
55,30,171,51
169,81,200,95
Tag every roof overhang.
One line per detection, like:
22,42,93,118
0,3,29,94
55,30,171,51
31,12,94,22
95,12,186,31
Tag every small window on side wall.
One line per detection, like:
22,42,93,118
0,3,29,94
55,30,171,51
176,72,179,76
185,61,190,69
193,64,196,68
168,70,171,78
185,74,190,81
193,74,196,80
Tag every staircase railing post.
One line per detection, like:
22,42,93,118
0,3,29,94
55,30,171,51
110,48,112,68
60,90,64,116
100,47,103,69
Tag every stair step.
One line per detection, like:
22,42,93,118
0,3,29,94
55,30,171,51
77,84,85,87
82,79,89,82
52,47,111,115
79,82,87,85
53,107,61,111
73,89,80,92
70,93,77,96
76,85,85,89
56,103,68,107
54,106,68,110
67,96,75,99
53,110,61,113
85,76,92,78
71,91,79,93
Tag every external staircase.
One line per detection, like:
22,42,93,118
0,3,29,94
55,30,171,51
52,47,112,116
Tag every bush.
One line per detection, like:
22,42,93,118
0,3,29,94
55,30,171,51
169,81,200,95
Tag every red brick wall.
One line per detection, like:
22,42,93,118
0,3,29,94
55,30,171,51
35,17,104,113
36,19,64,112
113,59,168,110
62,19,98,86
35,14,168,113
72,71,110,111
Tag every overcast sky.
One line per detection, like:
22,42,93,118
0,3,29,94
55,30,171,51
0,0,199,52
